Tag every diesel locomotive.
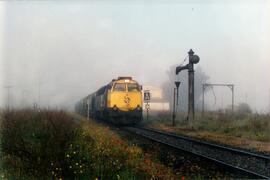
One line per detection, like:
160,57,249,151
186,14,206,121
75,77,143,125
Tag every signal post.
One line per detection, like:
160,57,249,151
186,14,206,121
144,90,151,121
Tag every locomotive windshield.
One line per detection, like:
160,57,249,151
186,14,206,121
113,83,126,91
113,83,140,92
128,83,140,92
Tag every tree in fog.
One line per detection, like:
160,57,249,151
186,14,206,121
162,65,210,112
236,103,252,115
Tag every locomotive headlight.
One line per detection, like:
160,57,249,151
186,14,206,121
136,105,142,111
113,105,118,111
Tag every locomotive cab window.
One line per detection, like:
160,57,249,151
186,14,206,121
113,83,126,91
128,83,140,92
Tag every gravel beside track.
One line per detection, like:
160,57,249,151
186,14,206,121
125,127,270,179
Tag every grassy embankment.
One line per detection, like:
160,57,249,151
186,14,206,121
0,109,175,179
145,111,270,152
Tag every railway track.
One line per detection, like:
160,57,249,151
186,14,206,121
124,126,270,179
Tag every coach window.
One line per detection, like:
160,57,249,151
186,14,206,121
128,84,140,92
113,83,126,91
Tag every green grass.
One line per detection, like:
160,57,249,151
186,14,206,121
145,111,270,142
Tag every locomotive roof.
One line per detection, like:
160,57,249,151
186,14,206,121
112,77,133,81
113,78,138,84
76,77,139,104
118,76,132,80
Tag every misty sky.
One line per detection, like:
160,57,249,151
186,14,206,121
0,0,270,112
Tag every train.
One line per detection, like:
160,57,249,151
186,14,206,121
75,77,143,125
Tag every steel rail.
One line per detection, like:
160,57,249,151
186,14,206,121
125,126,270,179
140,127,270,160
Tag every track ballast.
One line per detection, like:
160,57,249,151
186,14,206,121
124,126,270,179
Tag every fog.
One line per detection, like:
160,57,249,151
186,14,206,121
1,1,270,112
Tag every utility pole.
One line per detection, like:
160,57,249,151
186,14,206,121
4,85,13,110
37,79,41,109
269,89,270,114
232,85,234,113
38,82,40,108
202,84,205,117
87,99,90,120
176,49,200,122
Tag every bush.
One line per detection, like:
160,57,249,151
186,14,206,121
0,109,79,178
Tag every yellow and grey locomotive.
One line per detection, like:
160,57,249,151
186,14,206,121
75,77,142,125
